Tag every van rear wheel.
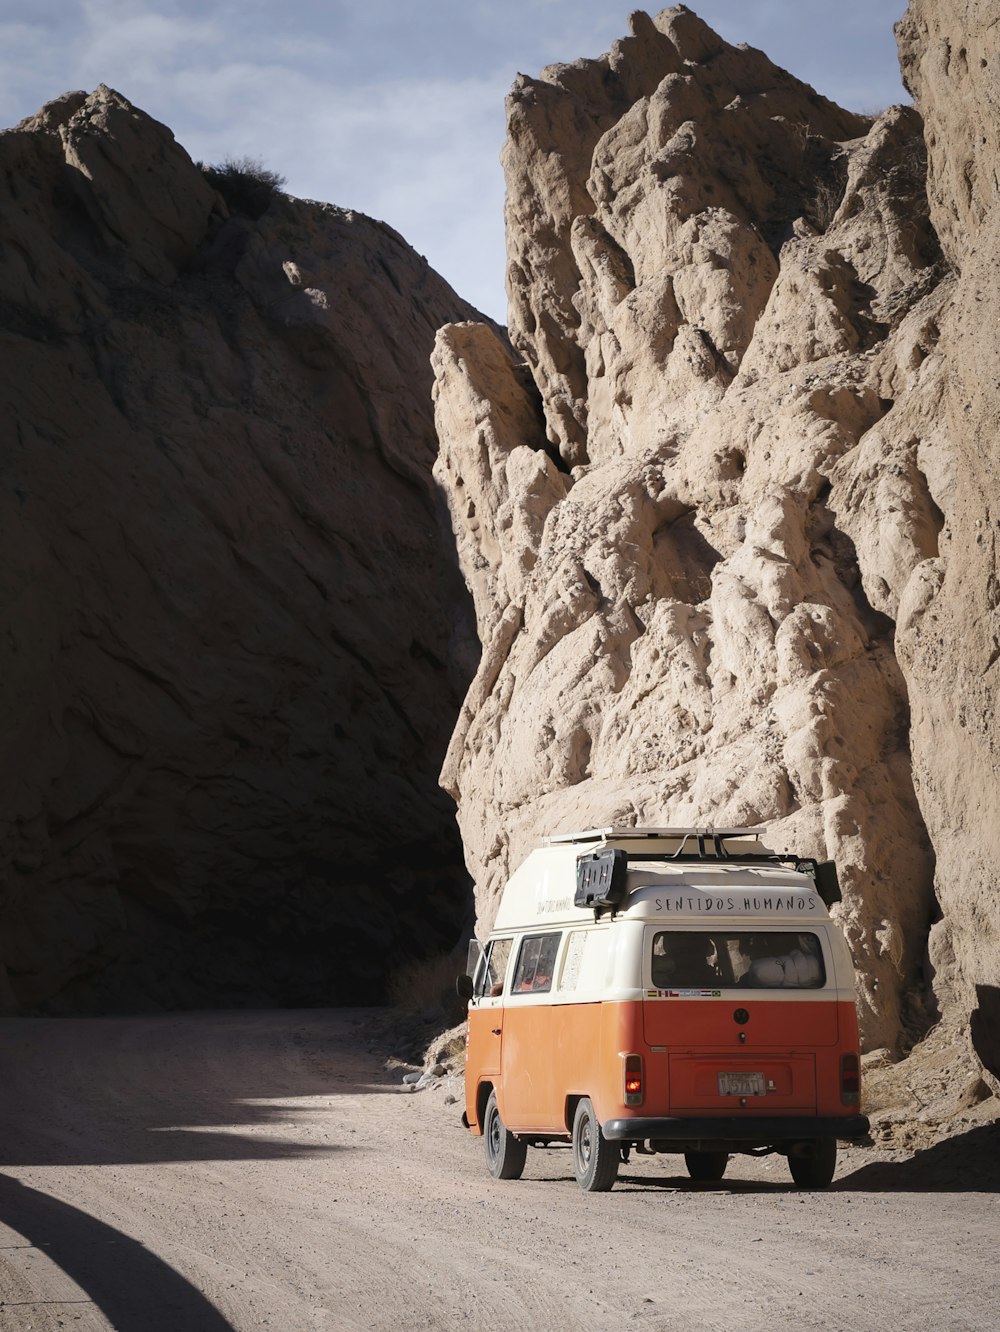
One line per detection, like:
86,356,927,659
788,1136,837,1188
483,1090,526,1180
684,1150,728,1181
572,1098,619,1192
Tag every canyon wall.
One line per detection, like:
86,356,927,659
433,3,999,1074
0,87,480,1011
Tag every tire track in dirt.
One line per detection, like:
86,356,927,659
0,1011,996,1332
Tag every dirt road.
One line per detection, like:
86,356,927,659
0,1010,996,1332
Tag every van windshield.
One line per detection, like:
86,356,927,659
650,931,826,989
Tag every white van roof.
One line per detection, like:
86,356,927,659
492,831,830,933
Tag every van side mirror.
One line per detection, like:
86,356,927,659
456,973,474,1001
814,860,842,907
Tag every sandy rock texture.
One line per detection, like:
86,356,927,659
0,87,480,1012
433,2,999,1075
889,0,1000,1095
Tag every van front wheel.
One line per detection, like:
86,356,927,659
788,1136,837,1188
483,1091,526,1180
572,1098,620,1192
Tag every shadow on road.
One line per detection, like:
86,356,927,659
520,1122,1000,1195
0,1174,235,1332
0,1008,399,1169
835,1121,1000,1192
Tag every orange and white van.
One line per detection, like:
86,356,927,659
459,827,868,1191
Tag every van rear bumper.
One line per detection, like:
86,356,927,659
602,1114,870,1142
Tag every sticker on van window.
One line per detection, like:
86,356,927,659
647,988,723,998
560,930,587,992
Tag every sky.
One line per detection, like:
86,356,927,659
2,1,910,322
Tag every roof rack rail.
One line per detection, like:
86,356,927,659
544,826,764,846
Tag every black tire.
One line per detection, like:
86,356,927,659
483,1090,526,1180
788,1136,837,1188
572,1097,620,1192
684,1150,729,1181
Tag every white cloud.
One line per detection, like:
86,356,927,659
1,0,911,322
77,0,221,67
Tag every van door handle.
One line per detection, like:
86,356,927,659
491,1028,502,1035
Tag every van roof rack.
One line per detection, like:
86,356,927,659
544,827,764,845
568,841,842,915
542,828,841,909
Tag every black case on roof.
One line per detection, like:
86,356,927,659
575,848,629,909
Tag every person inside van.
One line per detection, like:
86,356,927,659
532,961,553,990
651,933,721,987
512,934,559,992
515,960,553,992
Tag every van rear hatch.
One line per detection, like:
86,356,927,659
642,924,840,1115
642,998,835,1113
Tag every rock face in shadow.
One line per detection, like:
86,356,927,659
432,3,997,1064
0,86,481,1012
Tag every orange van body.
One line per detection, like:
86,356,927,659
462,828,868,1191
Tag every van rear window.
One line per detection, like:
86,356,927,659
651,931,825,989
512,933,561,994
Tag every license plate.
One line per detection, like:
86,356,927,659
718,1072,766,1096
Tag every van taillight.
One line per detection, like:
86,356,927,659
840,1053,860,1105
624,1054,643,1106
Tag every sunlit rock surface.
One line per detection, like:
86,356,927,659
433,3,999,1076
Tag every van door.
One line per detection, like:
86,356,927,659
465,937,512,1131
498,931,563,1132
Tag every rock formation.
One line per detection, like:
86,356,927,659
432,0,1000,1086
0,87,481,1011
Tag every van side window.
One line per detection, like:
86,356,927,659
512,933,561,994
559,930,587,992
651,931,825,989
476,938,512,997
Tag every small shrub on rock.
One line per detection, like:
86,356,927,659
198,154,287,219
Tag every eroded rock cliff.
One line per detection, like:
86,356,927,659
433,1,999,1089
0,87,480,1011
